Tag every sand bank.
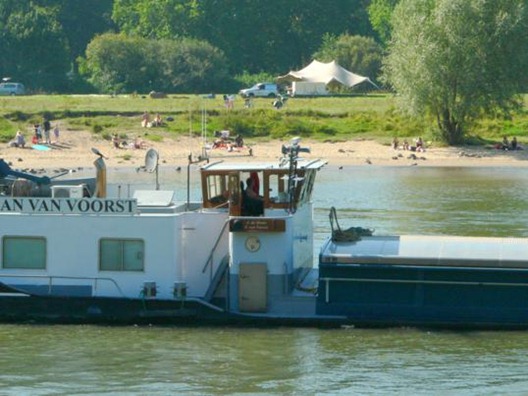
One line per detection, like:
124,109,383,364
1,130,527,172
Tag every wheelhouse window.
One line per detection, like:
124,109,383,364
204,174,229,207
3,237,46,269
99,239,144,271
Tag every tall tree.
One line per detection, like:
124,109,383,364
54,0,115,70
367,0,399,46
0,1,70,92
112,0,374,75
384,0,528,144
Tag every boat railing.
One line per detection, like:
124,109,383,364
0,274,125,297
202,218,231,280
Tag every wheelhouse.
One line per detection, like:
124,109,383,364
200,160,325,216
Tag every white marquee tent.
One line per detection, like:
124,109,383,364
277,60,378,90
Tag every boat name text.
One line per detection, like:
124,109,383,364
0,198,137,214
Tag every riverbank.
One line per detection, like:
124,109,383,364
1,129,527,171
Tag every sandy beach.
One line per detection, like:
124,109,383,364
1,129,527,172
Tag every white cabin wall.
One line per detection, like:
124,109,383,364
180,211,229,297
292,203,314,272
0,213,185,299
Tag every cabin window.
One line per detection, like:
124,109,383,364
2,237,46,269
205,174,229,207
266,173,287,204
298,170,315,204
99,239,144,271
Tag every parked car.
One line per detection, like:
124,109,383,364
0,82,25,96
239,82,278,98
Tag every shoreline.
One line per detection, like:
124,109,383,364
1,130,528,172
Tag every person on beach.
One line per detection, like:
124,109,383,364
53,124,60,142
415,137,425,152
134,136,147,149
141,111,150,128
152,113,162,127
34,124,42,143
43,118,51,144
235,134,244,148
112,133,120,149
501,136,510,150
9,130,26,148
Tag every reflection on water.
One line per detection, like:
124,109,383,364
314,166,528,239
3,166,528,394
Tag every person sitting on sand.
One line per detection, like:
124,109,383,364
141,111,150,128
152,113,162,127
512,137,518,150
235,134,244,148
502,136,510,150
9,130,26,148
134,136,147,149
415,137,425,152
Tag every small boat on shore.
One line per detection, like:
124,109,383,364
1,140,528,329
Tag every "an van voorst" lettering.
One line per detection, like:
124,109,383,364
0,198,137,214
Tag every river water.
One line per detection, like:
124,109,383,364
2,165,528,395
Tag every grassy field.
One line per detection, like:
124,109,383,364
0,94,527,146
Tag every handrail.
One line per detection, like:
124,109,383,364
0,274,125,297
202,218,231,278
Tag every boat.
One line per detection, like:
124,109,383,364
1,140,528,329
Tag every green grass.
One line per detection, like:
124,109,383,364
0,94,526,146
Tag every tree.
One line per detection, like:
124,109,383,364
384,0,528,144
0,1,71,92
79,33,155,93
367,0,399,46
156,38,230,93
111,0,375,75
313,34,383,83
54,0,115,70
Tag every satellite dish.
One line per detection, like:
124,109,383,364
145,148,159,173
91,147,107,159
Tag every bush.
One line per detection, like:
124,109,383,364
80,34,232,94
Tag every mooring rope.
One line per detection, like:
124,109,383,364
329,206,373,242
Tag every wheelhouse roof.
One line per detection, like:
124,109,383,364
200,159,327,173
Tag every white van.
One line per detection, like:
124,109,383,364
0,82,25,96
